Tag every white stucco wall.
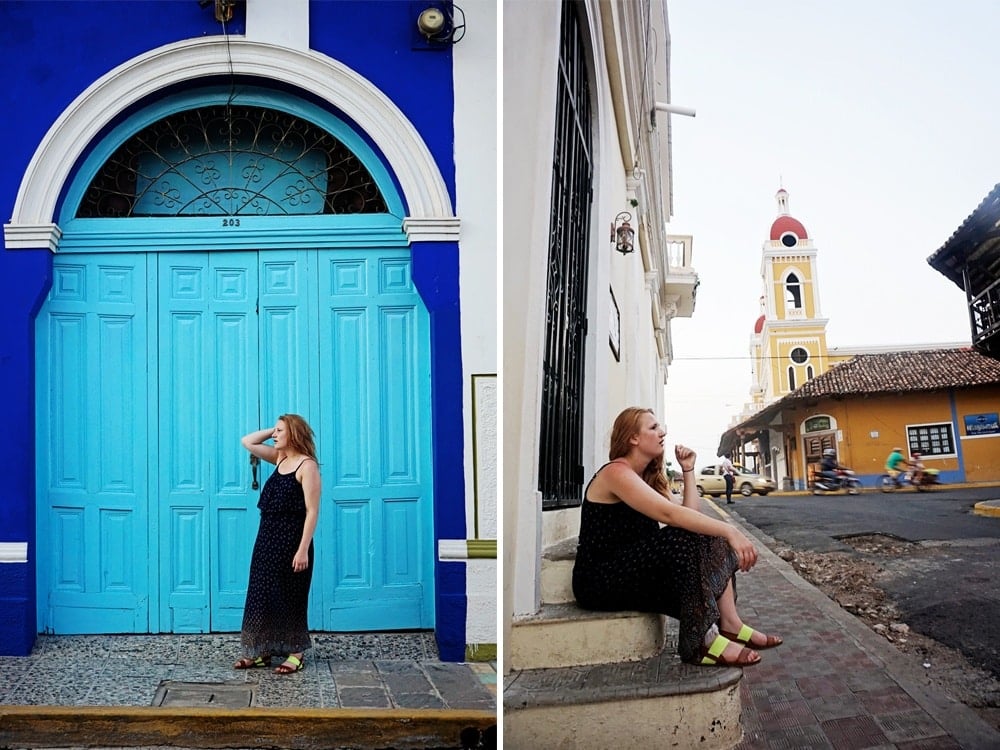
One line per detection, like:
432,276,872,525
454,0,497,650
502,0,562,636
504,0,680,671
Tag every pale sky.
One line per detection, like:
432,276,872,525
661,0,998,467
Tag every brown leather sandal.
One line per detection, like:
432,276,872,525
720,624,783,650
698,634,760,667
234,655,271,669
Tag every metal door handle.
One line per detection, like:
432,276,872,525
250,454,259,490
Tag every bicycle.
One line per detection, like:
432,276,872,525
879,469,941,492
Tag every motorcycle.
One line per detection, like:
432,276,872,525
879,468,941,492
812,468,862,495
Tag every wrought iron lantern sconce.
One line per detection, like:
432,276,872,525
611,212,635,255
198,0,237,23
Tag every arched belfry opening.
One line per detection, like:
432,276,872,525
785,272,802,310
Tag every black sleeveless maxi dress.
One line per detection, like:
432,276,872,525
572,465,740,663
240,458,314,657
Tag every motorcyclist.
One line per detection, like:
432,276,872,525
885,447,911,486
816,448,843,489
910,451,926,486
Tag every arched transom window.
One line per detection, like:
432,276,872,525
77,105,388,218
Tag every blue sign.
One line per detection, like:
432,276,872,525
964,413,1000,436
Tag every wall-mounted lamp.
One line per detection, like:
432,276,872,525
413,2,466,47
418,7,446,36
611,212,635,255
650,101,697,128
198,0,237,23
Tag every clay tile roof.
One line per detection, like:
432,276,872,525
790,347,1000,398
717,347,1000,455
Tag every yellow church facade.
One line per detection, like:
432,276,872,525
749,188,843,412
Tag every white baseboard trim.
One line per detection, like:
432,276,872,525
0,542,28,563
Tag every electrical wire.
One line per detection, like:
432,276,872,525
672,353,857,362
631,0,654,172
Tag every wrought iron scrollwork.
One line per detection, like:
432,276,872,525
77,105,388,218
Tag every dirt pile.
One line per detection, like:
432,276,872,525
776,533,1000,731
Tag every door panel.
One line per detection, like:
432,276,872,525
157,252,262,632
255,252,324,626
208,255,265,631
36,257,150,633
318,252,434,630
258,255,318,420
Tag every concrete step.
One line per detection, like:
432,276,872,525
540,536,576,604
509,601,668,670
503,650,743,748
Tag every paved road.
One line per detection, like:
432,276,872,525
726,486,1000,680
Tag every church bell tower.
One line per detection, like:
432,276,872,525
749,188,832,406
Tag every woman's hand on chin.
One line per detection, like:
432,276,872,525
674,444,696,469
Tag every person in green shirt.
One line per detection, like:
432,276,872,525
885,447,910,485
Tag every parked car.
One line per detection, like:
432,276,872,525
695,464,776,498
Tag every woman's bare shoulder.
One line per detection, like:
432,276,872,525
587,461,633,503
599,460,637,482
298,456,320,473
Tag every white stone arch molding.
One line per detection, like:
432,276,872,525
4,37,459,251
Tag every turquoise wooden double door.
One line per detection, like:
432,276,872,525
36,249,434,634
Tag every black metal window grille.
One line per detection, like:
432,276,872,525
77,105,388,217
539,0,593,509
907,423,956,457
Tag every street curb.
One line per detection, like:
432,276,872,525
973,499,1000,517
0,705,497,750
705,499,1000,750
770,480,1000,498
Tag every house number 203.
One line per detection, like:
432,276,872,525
222,218,241,227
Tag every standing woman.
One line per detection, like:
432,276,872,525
572,407,782,667
234,414,321,674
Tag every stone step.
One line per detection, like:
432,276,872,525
509,601,669,671
503,650,743,748
540,536,577,604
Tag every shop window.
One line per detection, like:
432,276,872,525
907,423,956,457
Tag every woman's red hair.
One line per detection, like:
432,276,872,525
277,413,318,462
609,407,670,496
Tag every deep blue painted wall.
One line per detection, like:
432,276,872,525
411,242,468,661
0,0,463,657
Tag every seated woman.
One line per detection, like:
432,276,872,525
572,407,782,667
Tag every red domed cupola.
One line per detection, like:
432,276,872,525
769,188,808,247
754,314,765,334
